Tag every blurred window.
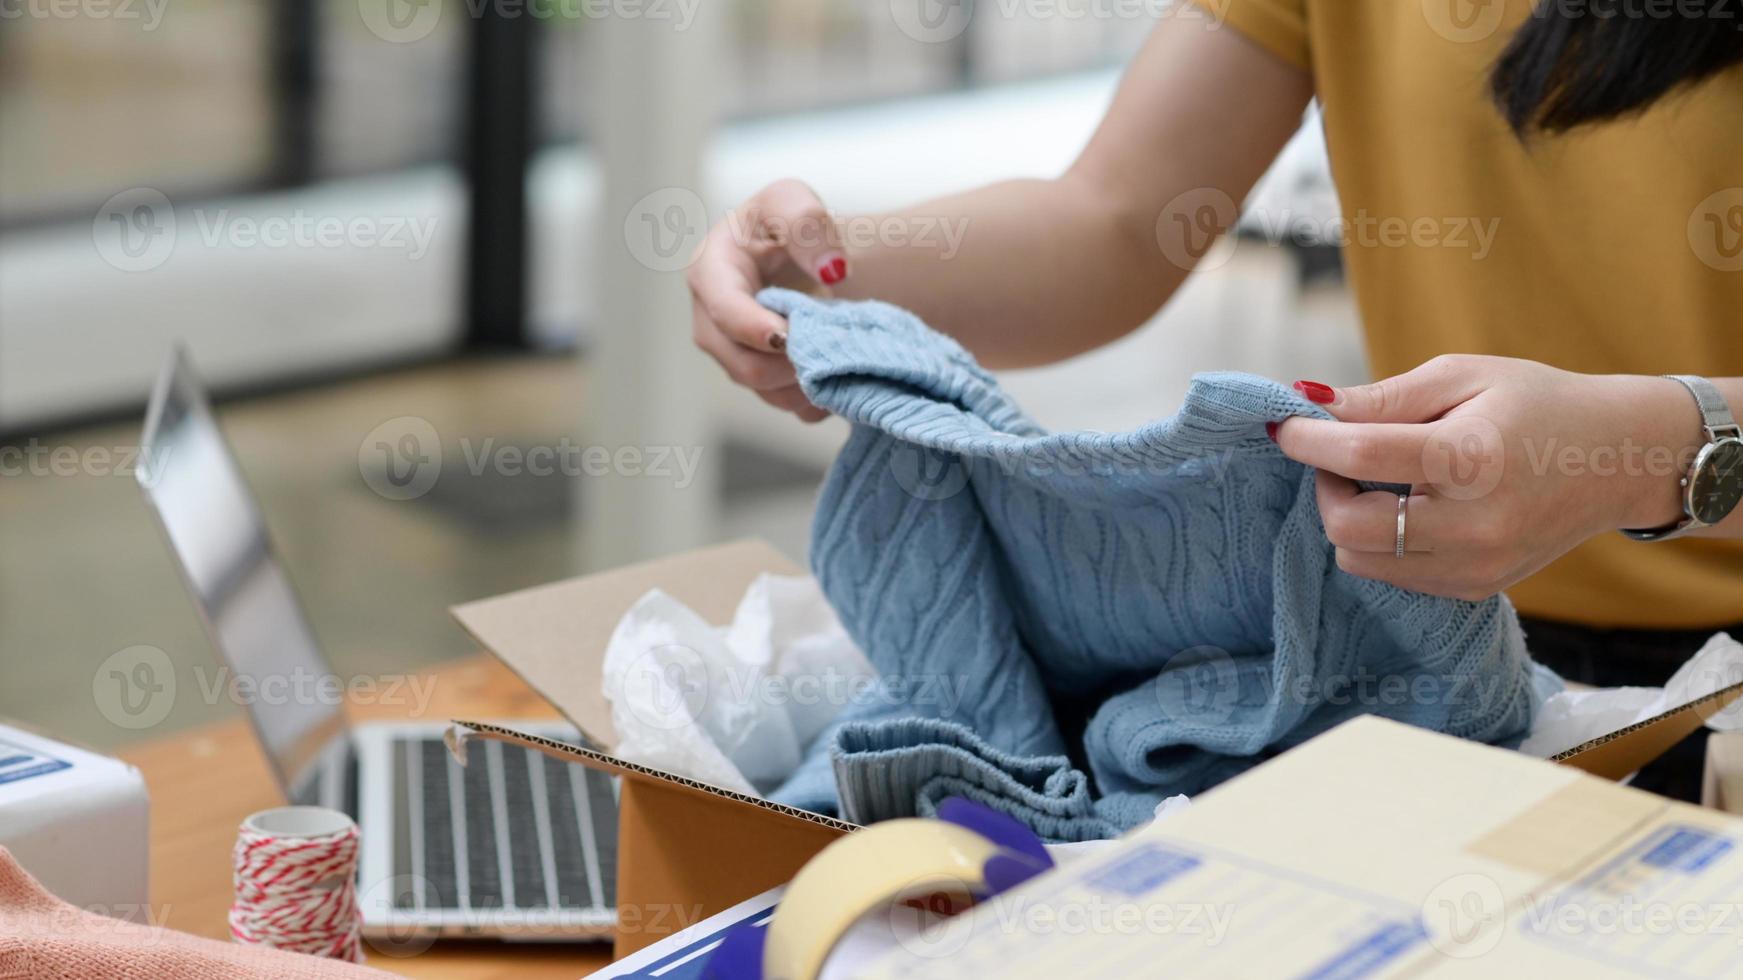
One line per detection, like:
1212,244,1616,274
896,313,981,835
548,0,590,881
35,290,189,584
543,0,1151,142
317,0,463,178
0,0,277,225
1,0,1148,224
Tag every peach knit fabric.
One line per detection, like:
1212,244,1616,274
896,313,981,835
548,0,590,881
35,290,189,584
0,847,391,979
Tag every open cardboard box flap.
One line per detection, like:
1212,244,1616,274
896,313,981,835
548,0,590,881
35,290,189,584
449,538,1743,956
450,540,852,956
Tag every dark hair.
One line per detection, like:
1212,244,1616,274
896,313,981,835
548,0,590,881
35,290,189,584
1491,1,1743,135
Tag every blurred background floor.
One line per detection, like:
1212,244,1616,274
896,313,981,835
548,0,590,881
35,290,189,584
0,352,834,749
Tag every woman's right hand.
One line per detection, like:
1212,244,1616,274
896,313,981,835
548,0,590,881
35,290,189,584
686,179,849,423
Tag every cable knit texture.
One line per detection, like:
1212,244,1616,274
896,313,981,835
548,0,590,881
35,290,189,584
0,847,391,979
760,289,1555,842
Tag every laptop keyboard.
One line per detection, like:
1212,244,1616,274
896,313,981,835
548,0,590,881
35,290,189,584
392,735,617,913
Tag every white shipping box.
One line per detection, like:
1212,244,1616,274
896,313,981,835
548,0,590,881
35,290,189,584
0,723,150,917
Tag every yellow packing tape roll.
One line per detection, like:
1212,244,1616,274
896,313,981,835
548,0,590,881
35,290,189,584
762,819,1001,980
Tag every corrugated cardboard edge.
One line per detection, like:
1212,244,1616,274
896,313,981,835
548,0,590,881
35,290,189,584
447,720,855,958
1552,679,1743,780
446,720,858,836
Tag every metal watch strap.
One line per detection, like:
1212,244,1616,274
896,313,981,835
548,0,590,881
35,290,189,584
1667,374,1742,442
1621,375,1740,541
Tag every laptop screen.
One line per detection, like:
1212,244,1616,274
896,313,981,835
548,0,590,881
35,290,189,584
136,347,346,803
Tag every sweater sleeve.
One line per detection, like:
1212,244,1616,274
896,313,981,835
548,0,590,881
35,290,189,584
1187,0,1310,72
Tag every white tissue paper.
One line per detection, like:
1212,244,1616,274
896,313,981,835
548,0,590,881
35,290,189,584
603,570,1743,815
1520,632,1743,759
601,574,876,798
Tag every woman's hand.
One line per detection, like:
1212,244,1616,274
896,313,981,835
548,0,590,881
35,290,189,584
1272,355,1700,601
686,179,850,423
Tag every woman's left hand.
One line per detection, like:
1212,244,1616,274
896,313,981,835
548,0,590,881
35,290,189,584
1272,354,1695,601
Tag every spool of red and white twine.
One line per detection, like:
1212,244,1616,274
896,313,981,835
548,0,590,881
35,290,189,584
230,805,364,962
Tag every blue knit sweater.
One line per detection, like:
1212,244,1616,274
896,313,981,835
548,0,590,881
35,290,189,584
760,289,1554,841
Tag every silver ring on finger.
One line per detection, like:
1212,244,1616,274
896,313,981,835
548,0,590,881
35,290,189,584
1395,492,1409,559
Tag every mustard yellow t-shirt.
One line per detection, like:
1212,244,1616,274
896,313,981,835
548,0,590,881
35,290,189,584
1193,0,1743,628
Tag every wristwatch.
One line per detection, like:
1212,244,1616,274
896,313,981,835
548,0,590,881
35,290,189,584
1622,375,1743,542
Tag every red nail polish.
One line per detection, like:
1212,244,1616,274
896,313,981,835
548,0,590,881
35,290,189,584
769,332,787,352
818,256,847,285
1265,422,1279,442
1294,380,1335,405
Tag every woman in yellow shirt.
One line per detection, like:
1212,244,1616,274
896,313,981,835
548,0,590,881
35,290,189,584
686,2,1743,797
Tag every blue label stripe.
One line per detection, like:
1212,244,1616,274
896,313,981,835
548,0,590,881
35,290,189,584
0,760,71,785
1295,920,1429,980
1083,843,1203,897
1639,827,1734,874
622,910,775,979
0,742,72,786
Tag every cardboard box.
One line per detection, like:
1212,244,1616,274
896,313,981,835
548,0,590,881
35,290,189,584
450,539,1743,961
858,715,1743,977
451,540,853,958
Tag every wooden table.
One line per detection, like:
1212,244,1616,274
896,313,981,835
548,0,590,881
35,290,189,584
119,654,614,979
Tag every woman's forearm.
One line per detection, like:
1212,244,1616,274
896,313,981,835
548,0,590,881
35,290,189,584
833,17,1312,369
829,176,1176,368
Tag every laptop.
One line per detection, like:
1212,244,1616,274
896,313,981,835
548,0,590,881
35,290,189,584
136,345,617,941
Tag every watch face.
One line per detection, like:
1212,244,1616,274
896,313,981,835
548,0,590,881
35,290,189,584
1689,439,1743,526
